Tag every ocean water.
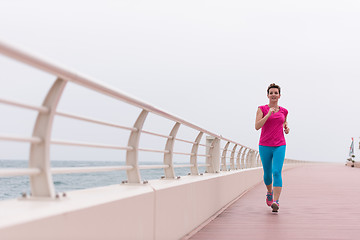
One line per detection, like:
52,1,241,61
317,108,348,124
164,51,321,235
0,160,206,201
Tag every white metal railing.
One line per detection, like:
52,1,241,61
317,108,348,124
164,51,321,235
0,40,304,199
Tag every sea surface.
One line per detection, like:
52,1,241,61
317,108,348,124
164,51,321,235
0,160,206,201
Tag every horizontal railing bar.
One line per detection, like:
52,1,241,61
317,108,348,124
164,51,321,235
173,164,194,168
0,97,49,113
137,148,169,154
172,152,194,156
138,164,169,170
221,137,249,150
51,139,133,150
0,168,41,177
198,163,210,167
198,143,207,147
140,130,172,139
0,40,257,152
0,134,42,144
51,165,133,174
174,138,197,144
56,111,137,131
197,154,211,157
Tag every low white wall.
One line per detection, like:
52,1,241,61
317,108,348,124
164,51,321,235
0,165,299,240
153,168,264,240
0,185,156,240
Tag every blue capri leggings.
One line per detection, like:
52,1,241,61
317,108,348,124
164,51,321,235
259,145,286,187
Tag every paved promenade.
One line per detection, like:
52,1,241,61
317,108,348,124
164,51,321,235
189,164,360,240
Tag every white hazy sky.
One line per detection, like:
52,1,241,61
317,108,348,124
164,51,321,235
0,0,360,163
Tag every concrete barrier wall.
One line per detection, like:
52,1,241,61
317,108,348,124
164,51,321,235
0,185,156,240
153,168,263,240
0,165,299,240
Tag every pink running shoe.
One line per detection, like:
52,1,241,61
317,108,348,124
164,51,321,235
266,191,273,206
271,200,279,212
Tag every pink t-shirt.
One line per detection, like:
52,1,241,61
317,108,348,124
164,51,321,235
259,105,288,146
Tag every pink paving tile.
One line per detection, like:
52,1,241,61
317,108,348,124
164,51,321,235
189,164,360,240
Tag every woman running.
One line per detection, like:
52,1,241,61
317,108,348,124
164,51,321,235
255,83,290,212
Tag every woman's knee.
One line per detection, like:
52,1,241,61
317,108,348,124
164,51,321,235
264,174,272,185
273,170,282,178
273,170,282,187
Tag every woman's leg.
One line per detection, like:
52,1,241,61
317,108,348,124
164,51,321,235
259,145,273,192
272,145,286,201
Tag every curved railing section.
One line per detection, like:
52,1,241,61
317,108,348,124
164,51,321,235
0,40,303,199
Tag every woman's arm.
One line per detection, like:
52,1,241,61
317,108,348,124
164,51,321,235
255,107,275,130
283,116,290,134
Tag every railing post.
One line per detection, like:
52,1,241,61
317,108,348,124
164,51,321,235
163,122,181,179
247,150,251,168
29,78,67,198
251,151,256,168
236,146,244,169
241,148,248,169
126,110,148,183
221,142,230,171
257,152,261,167
206,136,220,173
230,144,237,170
250,150,255,168
254,151,256,167
190,131,203,175
247,150,252,168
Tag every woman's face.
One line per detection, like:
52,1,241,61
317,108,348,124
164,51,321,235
267,88,280,102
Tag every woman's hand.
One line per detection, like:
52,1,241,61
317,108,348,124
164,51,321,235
284,123,290,134
267,107,276,116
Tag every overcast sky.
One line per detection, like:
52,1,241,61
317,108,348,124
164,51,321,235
0,0,360,163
